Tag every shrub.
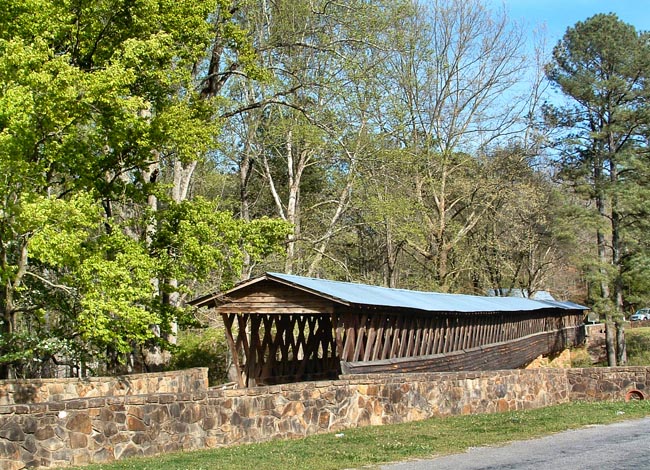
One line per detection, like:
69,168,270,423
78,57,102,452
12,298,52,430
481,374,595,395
569,347,593,368
169,328,229,386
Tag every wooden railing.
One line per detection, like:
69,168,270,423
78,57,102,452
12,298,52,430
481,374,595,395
336,310,584,364
341,326,584,375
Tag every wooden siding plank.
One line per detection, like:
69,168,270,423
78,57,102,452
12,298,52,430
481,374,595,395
247,314,261,384
419,317,432,356
371,316,386,361
459,316,474,349
380,316,394,360
399,317,412,357
216,305,333,314
341,325,583,375
430,316,439,353
439,317,448,353
432,317,440,353
409,317,422,356
341,313,357,362
363,315,380,362
419,317,430,356
390,315,404,358
221,313,244,387
353,314,368,362
472,315,485,348
453,316,465,351
333,313,344,359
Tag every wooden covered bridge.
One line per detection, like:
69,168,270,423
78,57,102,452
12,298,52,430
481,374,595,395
190,272,587,387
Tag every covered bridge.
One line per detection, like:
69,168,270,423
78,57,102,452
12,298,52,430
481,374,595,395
190,272,587,387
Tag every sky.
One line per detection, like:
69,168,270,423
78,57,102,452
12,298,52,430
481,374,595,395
482,1,650,106
492,0,650,46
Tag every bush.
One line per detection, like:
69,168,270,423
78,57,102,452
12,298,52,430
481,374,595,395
569,347,593,368
169,328,230,386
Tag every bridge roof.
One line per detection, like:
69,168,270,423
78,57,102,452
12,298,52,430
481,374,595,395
191,272,587,313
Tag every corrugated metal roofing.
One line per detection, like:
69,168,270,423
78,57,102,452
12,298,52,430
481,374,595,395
266,272,587,313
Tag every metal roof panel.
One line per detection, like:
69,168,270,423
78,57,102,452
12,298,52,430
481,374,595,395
267,272,587,313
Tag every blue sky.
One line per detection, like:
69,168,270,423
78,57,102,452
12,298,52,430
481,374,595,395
483,1,650,106
492,0,650,45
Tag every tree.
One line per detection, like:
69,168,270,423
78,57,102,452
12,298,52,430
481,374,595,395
546,13,650,365
352,0,535,291
465,147,576,298
215,0,404,277
0,0,290,378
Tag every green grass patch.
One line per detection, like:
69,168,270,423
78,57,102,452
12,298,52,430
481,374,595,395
73,400,650,470
626,327,650,366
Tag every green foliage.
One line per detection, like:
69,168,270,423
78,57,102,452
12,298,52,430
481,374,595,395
19,193,101,268
0,0,288,378
169,328,229,386
151,197,291,289
546,13,650,320
75,231,160,357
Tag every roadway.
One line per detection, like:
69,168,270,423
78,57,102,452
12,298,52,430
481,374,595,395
379,416,650,470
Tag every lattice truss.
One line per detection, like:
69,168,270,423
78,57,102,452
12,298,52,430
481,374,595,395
221,309,584,386
222,313,338,386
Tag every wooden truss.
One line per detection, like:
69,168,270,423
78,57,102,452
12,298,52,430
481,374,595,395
221,306,584,387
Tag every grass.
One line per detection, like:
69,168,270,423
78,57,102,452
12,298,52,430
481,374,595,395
73,400,650,470
626,326,650,366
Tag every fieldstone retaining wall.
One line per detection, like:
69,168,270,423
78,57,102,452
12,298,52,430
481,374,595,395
1,367,648,469
567,367,650,401
0,369,207,406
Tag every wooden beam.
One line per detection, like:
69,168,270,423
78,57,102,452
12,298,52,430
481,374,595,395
412,317,423,357
333,312,344,359
390,315,404,358
221,313,245,388
371,316,386,361
363,315,379,362
431,317,443,354
398,316,411,357
341,313,357,362
380,316,394,360
352,314,368,362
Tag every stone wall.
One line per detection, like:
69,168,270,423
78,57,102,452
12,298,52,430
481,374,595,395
567,367,650,401
584,324,607,363
1,367,648,469
0,369,207,405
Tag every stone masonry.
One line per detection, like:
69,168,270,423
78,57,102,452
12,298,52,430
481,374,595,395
0,367,648,469
0,369,207,406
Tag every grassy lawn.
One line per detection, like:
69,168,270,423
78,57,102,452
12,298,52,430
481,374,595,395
74,400,650,470
626,326,650,365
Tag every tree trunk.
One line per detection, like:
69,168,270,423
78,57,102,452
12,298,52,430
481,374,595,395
605,319,617,367
0,237,27,379
306,177,353,277
0,312,10,379
616,320,627,366
140,159,169,371
595,151,616,365
609,155,626,365
384,221,399,288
